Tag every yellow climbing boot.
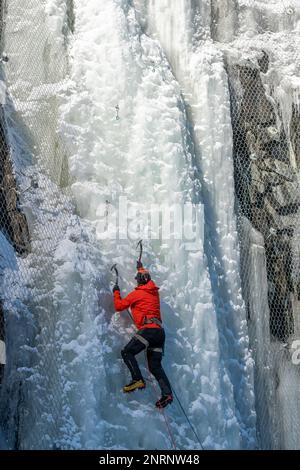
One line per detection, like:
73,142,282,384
123,380,146,393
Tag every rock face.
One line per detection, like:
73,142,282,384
291,107,300,169
0,5,30,386
0,108,32,386
227,53,300,341
0,303,4,384
0,112,31,255
0,97,30,391
65,0,75,35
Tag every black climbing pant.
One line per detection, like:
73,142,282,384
121,328,172,396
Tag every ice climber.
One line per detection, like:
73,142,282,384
113,262,173,408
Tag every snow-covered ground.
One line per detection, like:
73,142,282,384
0,0,299,450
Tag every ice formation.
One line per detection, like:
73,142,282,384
0,0,299,450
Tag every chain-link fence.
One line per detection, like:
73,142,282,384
0,0,78,449
229,54,300,341
0,0,299,450
227,43,300,448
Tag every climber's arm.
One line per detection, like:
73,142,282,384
113,290,137,312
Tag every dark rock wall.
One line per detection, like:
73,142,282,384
0,303,4,383
228,53,300,341
0,110,31,255
0,2,30,386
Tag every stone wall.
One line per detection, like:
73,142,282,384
0,1,30,386
228,52,300,341
0,110,31,255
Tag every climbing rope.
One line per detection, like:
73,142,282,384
170,384,204,450
143,353,177,450
123,304,203,450
159,401,177,450
123,305,177,449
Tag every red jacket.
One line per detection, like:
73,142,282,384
113,280,162,331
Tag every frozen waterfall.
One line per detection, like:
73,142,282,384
0,0,299,450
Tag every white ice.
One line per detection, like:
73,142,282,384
0,0,299,450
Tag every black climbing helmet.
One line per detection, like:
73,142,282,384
135,268,151,285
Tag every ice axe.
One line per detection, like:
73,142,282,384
110,263,119,286
136,239,143,264
110,263,134,324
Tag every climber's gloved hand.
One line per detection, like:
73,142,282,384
136,260,143,269
113,284,120,293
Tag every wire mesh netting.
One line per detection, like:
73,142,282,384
0,0,79,449
0,0,299,450
227,44,300,448
230,58,300,341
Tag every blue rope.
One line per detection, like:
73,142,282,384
124,308,204,450
170,384,205,450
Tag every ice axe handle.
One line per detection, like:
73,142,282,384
137,239,143,263
110,264,119,285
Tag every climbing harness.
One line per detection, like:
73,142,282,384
133,332,163,354
143,316,162,327
134,333,149,347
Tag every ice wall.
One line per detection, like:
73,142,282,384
58,0,256,449
2,0,299,450
137,0,256,444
